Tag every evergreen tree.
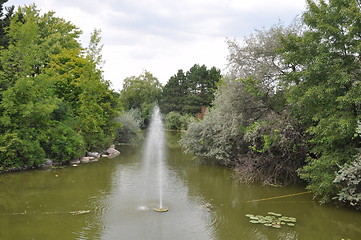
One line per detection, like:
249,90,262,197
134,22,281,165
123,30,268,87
160,69,186,114
0,0,14,48
160,64,221,115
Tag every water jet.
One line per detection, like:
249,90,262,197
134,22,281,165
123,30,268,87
143,106,168,213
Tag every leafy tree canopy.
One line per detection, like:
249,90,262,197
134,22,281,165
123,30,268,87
280,0,361,203
120,70,162,126
0,4,120,169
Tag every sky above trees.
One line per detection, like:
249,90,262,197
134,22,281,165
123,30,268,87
10,0,306,89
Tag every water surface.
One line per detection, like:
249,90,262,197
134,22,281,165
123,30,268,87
0,132,360,239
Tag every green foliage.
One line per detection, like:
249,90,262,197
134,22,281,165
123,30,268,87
40,124,85,162
281,0,361,203
181,25,306,185
0,5,120,169
0,0,14,48
86,28,104,68
160,69,186,114
334,153,361,209
114,109,142,144
160,64,221,115
120,71,162,126
333,122,361,209
165,111,191,131
0,133,45,170
183,64,221,115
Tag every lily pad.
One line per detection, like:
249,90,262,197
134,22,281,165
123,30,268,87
272,224,281,228
245,212,297,229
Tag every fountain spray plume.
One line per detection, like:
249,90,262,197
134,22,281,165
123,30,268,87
143,106,168,213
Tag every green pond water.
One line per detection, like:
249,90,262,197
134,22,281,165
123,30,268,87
0,132,360,240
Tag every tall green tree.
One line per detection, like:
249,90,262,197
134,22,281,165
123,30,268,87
120,71,162,126
281,0,361,203
0,5,119,169
184,64,221,114
86,28,104,69
0,0,14,48
46,47,119,151
160,64,221,115
160,69,186,114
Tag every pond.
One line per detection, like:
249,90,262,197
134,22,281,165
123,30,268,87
0,132,360,240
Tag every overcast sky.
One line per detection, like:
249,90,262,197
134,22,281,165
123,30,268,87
10,0,306,90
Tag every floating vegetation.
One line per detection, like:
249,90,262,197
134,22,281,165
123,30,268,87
245,212,297,229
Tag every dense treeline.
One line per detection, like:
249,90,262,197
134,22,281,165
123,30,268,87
0,2,221,170
0,3,120,170
118,64,222,131
181,0,361,209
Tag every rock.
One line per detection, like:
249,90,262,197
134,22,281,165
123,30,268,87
80,157,90,163
69,158,80,165
106,147,119,155
88,157,99,162
104,146,120,159
44,159,53,166
87,152,100,158
40,158,53,170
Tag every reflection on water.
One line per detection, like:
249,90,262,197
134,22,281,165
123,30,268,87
0,132,360,240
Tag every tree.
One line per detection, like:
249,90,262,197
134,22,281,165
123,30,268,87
183,64,221,114
0,5,120,169
0,0,14,48
46,48,120,151
280,0,361,203
160,69,186,114
86,28,104,69
114,109,142,144
120,71,162,126
160,64,221,115
181,25,307,185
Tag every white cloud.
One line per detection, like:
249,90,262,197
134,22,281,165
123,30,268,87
10,0,306,90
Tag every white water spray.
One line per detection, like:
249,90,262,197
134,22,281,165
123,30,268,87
143,106,168,212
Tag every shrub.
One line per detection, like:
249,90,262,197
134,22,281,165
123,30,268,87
165,111,191,130
115,109,142,144
333,154,361,210
333,122,361,209
40,124,85,162
0,133,45,170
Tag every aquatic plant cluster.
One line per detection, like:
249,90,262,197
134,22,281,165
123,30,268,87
245,212,296,229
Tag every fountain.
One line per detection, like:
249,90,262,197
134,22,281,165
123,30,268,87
143,106,168,213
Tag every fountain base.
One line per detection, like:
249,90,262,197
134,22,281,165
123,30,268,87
154,207,169,213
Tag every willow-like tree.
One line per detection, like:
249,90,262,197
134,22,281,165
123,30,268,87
181,25,306,185
120,71,162,126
